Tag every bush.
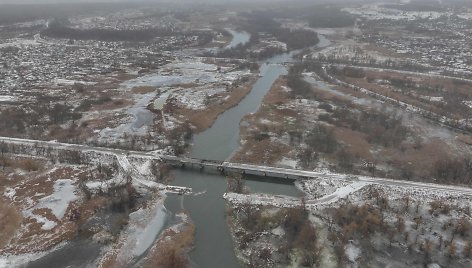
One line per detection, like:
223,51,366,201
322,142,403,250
318,103,333,112
18,159,41,172
151,245,188,268
253,132,270,141
227,173,245,194
305,124,338,154
287,73,315,99
283,206,308,241
318,113,333,123
0,200,22,248
432,157,472,185
342,67,366,78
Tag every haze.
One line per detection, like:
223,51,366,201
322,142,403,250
1,0,472,267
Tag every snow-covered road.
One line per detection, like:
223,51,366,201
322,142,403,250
1,136,472,198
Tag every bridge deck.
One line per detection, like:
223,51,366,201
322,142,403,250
2,136,472,197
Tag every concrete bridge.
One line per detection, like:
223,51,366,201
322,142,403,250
2,136,472,196
0,136,299,181
162,155,309,181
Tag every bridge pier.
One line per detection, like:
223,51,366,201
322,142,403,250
217,166,226,175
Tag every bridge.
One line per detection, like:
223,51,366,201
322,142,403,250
162,155,321,181
1,136,472,197
0,136,309,181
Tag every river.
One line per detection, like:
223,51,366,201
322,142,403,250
24,33,331,268
164,34,331,268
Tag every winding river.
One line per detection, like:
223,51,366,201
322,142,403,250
164,33,331,268
24,32,331,268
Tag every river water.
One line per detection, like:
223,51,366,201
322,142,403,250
164,33,331,268
24,32,331,268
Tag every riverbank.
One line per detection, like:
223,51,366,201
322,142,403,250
97,194,167,268
231,78,294,166
171,77,257,134
140,212,195,268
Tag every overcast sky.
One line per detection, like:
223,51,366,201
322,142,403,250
0,0,285,3
0,0,127,3
0,0,231,3
0,0,377,4
0,0,152,3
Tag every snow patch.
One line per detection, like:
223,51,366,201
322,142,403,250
0,258,7,268
85,175,127,194
4,187,16,200
464,100,472,109
0,39,39,48
345,242,361,263
130,206,168,257
419,95,444,103
32,215,57,230
276,157,298,169
271,226,285,237
310,181,371,205
0,96,16,102
114,198,168,264
36,179,78,220
98,91,156,141
54,79,97,86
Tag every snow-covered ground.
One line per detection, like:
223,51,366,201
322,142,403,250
153,88,178,110
97,59,250,143
116,198,168,262
419,95,444,103
0,96,16,102
345,242,361,264
224,192,301,208
464,100,472,109
33,215,57,231
344,5,444,21
0,39,39,48
308,181,371,206
174,86,226,110
8,177,79,231
35,179,78,220
98,91,156,141
276,157,298,169
54,79,97,86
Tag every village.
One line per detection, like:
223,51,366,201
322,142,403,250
0,1,471,268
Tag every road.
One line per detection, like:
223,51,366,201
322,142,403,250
1,136,472,197
329,63,472,83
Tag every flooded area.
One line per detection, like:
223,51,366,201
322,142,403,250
98,91,157,141
225,29,250,49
